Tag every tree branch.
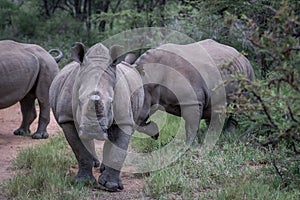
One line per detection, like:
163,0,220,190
272,159,284,180
249,91,278,129
287,105,299,123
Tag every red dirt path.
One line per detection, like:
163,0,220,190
0,103,61,181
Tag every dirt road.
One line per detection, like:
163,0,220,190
0,103,61,181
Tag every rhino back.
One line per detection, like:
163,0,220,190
136,39,254,99
134,40,253,118
135,45,213,108
21,42,59,103
0,49,39,108
198,39,254,80
50,61,80,124
198,39,254,96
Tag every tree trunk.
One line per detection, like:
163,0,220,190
74,0,82,20
147,0,154,27
94,0,110,32
43,0,50,17
85,0,92,40
158,0,166,27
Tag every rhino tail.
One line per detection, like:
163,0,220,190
48,49,63,63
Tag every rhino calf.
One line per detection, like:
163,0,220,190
0,40,62,139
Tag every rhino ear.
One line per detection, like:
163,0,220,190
109,45,124,64
71,42,85,64
124,53,137,64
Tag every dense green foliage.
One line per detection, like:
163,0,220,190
0,0,299,198
227,1,300,186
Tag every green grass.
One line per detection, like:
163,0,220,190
139,141,299,199
1,133,91,200
2,115,299,199
130,113,300,200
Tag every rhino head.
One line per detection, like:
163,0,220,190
71,42,124,141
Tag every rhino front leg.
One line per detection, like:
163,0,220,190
98,124,132,192
136,121,159,140
60,122,97,184
14,93,37,136
135,96,160,139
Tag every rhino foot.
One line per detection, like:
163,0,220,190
32,131,49,139
98,170,123,192
13,128,30,136
151,133,159,140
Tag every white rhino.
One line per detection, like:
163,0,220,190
50,43,145,191
0,40,62,139
134,39,255,143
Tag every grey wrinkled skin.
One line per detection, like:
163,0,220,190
134,39,255,144
49,43,145,192
0,40,61,139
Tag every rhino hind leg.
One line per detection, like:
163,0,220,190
182,105,202,145
31,97,52,139
60,122,97,184
14,93,37,136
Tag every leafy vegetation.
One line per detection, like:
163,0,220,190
142,137,299,199
0,0,299,199
226,1,300,187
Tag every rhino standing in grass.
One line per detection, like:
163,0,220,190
50,43,146,191
134,39,255,143
0,40,62,139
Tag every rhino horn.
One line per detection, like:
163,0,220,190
91,94,104,118
71,42,85,64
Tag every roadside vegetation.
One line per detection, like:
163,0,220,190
2,134,90,199
0,0,299,199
